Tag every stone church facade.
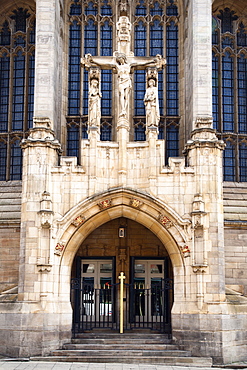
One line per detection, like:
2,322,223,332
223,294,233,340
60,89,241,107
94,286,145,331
0,0,247,365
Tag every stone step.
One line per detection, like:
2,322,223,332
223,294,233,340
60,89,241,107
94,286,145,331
70,339,174,346
30,355,213,367
53,349,191,357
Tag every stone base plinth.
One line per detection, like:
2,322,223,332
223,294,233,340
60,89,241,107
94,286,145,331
172,308,247,365
0,301,72,358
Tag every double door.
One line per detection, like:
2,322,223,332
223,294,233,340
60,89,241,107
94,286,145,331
71,257,172,334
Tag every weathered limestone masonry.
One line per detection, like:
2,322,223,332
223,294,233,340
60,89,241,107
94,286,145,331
0,0,247,365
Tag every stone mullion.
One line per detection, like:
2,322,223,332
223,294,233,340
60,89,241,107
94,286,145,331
34,0,60,130
234,49,240,181
187,0,213,131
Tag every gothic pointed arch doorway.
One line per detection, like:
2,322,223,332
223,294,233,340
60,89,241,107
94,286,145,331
70,217,173,335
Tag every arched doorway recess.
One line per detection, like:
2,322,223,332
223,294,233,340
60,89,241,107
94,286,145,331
57,189,190,335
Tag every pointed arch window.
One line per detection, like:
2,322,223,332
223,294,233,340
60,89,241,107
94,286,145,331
133,0,180,163
0,8,35,181
67,0,180,163
212,9,247,182
67,0,113,159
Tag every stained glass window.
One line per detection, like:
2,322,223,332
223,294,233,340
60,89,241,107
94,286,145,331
0,8,35,181
213,9,247,181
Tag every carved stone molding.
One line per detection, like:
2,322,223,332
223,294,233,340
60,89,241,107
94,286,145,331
37,264,52,273
158,214,173,229
129,198,143,209
54,243,65,256
71,215,85,227
180,245,191,258
192,264,208,273
98,199,112,210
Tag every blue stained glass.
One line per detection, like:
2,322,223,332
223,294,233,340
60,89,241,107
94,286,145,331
0,141,7,180
212,53,219,130
67,124,79,157
150,2,163,16
12,8,29,32
101,21,112,56
0,55,9,132
239,143,247,182
166,22,178,116
134,70,146,116
84,19,97,55
28,53,35,128
0,22,10,45
212,17,218,45
222,36,234,48
223,141,235,181
12,51,25,131
68,21,81,116
83,70,88,115
101,0,112,16
238,55,247,134
237,23,247,47
150,19,163,56
158,71,163,116
85,2,97,15
29,21,35,44
10,139,22,180
135,21,146,57
222,52,234,131
218,8,238,34
100,123,111,141
101,70,112,116
166,3,178,16
135,124,146,141
14,36,25,47
70,2,82,15
135,0,146,16
166,124,179,163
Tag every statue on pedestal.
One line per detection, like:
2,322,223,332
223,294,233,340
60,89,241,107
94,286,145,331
89,78,101,127
144,78,160,127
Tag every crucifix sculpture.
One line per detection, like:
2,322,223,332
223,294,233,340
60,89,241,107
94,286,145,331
81,15,166,127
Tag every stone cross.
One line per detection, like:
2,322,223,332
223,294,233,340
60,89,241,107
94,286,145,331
81,16,166,123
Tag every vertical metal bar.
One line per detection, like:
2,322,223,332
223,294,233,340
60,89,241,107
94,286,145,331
118,272,125,334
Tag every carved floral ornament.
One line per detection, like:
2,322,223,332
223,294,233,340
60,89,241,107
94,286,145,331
54,242,65,256
129,198,143,209
180,245,191,258
71,215,85,227
158,214,173,229
98,199,112,210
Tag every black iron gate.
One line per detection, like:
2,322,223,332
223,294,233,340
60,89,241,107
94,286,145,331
125,278,173,333
71,277,173,335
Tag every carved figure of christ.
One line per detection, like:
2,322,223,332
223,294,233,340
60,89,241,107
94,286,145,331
81,53,165,119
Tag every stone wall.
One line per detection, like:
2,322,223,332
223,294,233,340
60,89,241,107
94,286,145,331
224,183,247,295
0,181,22,293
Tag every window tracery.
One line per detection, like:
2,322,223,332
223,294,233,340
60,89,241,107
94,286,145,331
66,0,180,164
212,8,247,181
0,7,35,181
